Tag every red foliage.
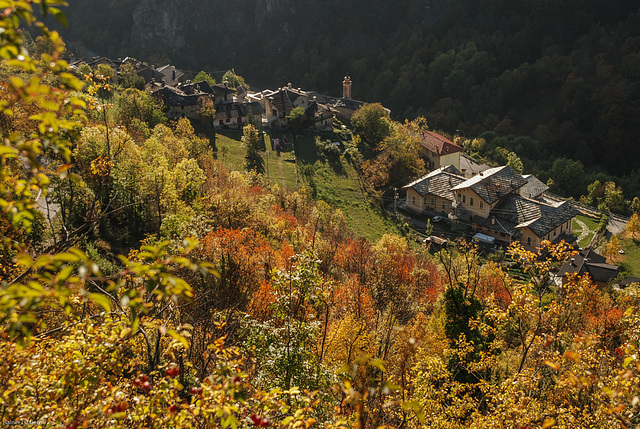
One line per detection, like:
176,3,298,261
332,275,375,322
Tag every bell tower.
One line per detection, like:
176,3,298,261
342,74,352,99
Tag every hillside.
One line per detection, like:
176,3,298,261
3,5,640,427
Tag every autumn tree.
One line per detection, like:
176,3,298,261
222,69,247,89
350,102,392,151
287,106,305,132
242,123,264,173
626,213,640,237
193,70,216,86
118,62,145,89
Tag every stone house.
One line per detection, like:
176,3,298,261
403,164,577,250
403,166,466,216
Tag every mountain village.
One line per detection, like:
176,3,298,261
68,55,637,288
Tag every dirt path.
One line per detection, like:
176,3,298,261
275,156,286,189
576,218,590,243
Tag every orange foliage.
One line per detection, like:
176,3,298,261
477,262,512,308
332,275,376,322
247,280,275,321
334,238,372,281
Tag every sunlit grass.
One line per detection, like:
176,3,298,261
214,130,401,241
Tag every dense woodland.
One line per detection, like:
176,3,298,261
53,0,640,200
2,2,640,429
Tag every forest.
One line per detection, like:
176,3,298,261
2,2,640,429
52,0,640,200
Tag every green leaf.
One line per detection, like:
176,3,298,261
168,329,189,349
89,293,111,312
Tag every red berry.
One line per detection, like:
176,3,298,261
189,386,203,395
233,376,242,385
250,414,260,425
166,366,180,377
133,378,141,386
169,404,179,413
142,380,151,390
259,418,270,427
140,374,149,382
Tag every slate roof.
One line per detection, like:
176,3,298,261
402,165,465,200
334,97,366,111
214,102,264,120
451,165,528,204
157,64,184,85
152,85,202,107
270,87,306,115
182,81,215,95
491,194,578,237
137,66,165,84
420,130,464,156
558,249,620,283
472,214,521,238
212,84,236,96
520,174,549,199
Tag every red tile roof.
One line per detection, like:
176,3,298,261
420,130,463,156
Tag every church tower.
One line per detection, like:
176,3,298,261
342,75,352,99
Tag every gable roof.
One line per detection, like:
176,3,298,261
182,80,215,94
270,87,306,114
451,165,528,204
402,165,465,200
491,194,578,237
156,64,184,85
214,102,264,120
419,130,464,156
520,174,549,199
558,249,620,283
137,66,165,84
151,85,202,107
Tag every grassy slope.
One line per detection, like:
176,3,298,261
214,130,401,242
618,232,640,277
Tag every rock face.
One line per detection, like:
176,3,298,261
130,0,293,61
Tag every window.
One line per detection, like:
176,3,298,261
500,232,505,237
412,196,416,204
442,202,445,210
527,237,532,246
431,197,435,205
462,195,466,203
225,118,230,123
238,116,242,123
219,120,223,126
480,201,484,209
424,197,428,204
470,197,474,206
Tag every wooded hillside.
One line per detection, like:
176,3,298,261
3,2,640,427
55,0,640,181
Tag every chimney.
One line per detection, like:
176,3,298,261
343,74,352,99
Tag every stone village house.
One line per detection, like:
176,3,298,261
404,164,578,250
